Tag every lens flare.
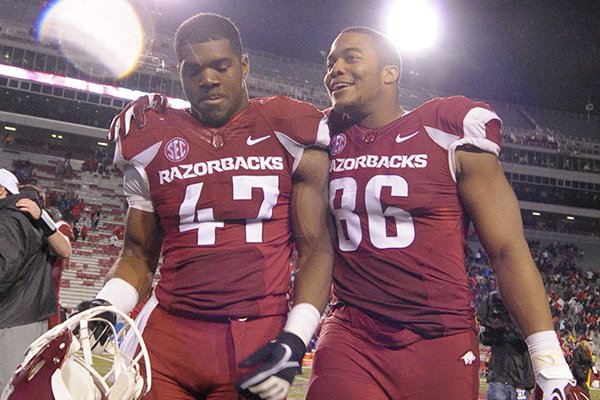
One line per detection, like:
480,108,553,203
384,0,439,52
37,0,144,78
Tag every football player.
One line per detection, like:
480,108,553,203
305,26,587,400
107,25,585,400
79,13,333,400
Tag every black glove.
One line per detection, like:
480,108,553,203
236,331,306,400
71,299,116,353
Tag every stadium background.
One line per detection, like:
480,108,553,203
0,0,598,397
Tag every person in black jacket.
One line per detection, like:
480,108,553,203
572,339,595,396
478,290,535,400
0,169,70,391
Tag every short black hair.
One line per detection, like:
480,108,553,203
174,13,243,61
340,26,402,80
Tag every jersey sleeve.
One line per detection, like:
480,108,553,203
112,109,170,170
56,221,74,242
112,110,175,213
259,96,330,172
261,96,330,148
423,96,503,182
122,163,154,212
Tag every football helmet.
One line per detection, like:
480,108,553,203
0,305,151,400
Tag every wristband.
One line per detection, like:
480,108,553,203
525,330,571,375
39,209,58,237
96,278,139,314
283,303,321,346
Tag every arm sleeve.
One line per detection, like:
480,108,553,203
123,164,154,212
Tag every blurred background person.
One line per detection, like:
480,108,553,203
0,170,71,390
478,290,535,400
572,338,595,396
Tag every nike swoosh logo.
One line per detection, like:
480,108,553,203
246,135,271,146
395,131,419,143
551,388,565,400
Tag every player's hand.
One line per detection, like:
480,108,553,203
108,93,168,141
236,331,306,400
533,365,590,400
15,198,42,220
71,299,116,353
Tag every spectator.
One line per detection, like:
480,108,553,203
478,290,535,400
54,160,65,178
79,223,88,241
572,338,595,396
113,225,124,241
3,132,13,145
63,160,73,178
0,169,70,390
70,198,84,223
82,158,96,173
108,234,119,247
90,208,100,229
72,221,80,242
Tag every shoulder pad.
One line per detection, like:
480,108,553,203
257,96,329,148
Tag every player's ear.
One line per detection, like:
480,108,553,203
382,64,400,85
241,54,250,80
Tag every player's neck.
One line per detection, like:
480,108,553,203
355,105,405,129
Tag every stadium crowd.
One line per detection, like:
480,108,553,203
468,240,600,356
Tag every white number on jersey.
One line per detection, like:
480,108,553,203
179,176,280,245
330,175,415,251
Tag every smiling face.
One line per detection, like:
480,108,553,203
324,31,389,120
178,38,249,127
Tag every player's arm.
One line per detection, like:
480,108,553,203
70,208,163,350
16,198,71,258
45,229,72,258
236,147,333,400
456,149,551,336
456,148,587,400
289,146,334,314
101,207,163,305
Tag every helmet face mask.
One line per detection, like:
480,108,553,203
1,306,151,400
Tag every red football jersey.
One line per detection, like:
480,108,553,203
328,96,502,337
115,96,329,319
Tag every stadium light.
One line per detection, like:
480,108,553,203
566,216,575,221
383,0,439,52
4,126,16,131
531,212,541,216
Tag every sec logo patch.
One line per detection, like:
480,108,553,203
164,138,189,162
330,133,346,156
